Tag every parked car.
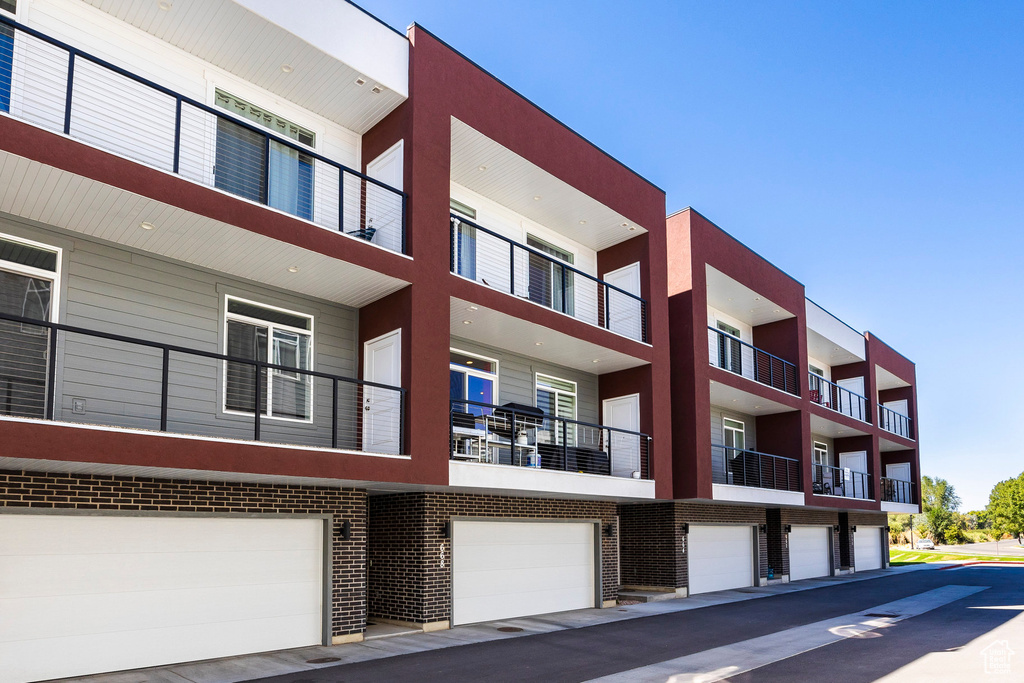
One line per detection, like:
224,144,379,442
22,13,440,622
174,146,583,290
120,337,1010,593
915,539,935,549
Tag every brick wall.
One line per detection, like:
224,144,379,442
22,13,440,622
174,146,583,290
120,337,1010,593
766,508,784,577
0,470,367,636
369,492,619,624
619,502,681,588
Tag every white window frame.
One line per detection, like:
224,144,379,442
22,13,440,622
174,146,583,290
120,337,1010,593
449,347,499,410
813,441,829,466
0,231,62,324
222,295,314,423
0,0,20,20
207,81,323,154
535,373,578,421
722,417,746,451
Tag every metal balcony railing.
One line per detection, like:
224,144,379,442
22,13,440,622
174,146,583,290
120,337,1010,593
808,372,870,423
0,311,406,455
0,15,407,254
881,477,915,505
710,444,801,492
707,327,799,396
450,215,649,342
812,463,872,500
878,404,913,439
449,399,651,479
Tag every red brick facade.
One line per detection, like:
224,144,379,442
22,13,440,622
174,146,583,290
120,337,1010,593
0,470,367,637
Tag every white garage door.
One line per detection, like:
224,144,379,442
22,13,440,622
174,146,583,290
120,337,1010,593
0,514,324,683
452,520,596,626
855,526,884,571
688,525,754,594
789,526,831,581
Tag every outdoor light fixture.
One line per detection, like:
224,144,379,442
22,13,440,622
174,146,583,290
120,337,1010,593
442,521,452,539
680,523,689,534
371,85,383,94
783,525,792,534
355,78,366,86
885,525,891,532
139,221,156,230
851,526,858,532
280,64,294,73
833,525,841,533
758,524,767,534
603,523,616,538
337,520,351,541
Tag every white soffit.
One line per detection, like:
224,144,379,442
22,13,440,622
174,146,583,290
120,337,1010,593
450,118,647,251
705,265,794,327
879,437,911,452
806,300,866,364
80,0,408,133
810,414,870,439
875,365,911,391
709,380,794,416
0,150,407,308
451,297,648,375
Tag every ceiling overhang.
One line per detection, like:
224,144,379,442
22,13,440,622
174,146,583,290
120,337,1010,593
810,413,870,439
709,379,795,416
876,365,911,391
806,300,866,365
705,265,795,327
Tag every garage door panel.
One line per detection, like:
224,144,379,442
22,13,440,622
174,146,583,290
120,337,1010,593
688,525,754,595
855,527,883,570
0,514,324,683
452,521,596,625
789,526,830,581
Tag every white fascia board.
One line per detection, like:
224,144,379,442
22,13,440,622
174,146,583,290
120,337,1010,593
806,299,866,361
449,461,656,500
712,483,806,507
881,502,919,514
234,0,409,97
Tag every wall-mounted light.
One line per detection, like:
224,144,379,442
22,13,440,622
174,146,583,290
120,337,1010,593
442,521,451,539
758,524,767,534
833,524,841,533
337,519,351,541
783,524,792,534
603,523,616,538
884,525,891,532
680,523,689,535
851,525,858,533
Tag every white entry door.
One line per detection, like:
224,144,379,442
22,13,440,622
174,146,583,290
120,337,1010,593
0,514,324,683
363,328,402,454
854,526,884,570
451,520,596,625
603,262,642,341
365,140,404,252
789,526,831,581
882,399,910,438
886,462,913,503
603,393,641,478
836,377,866,421
839,451,869,499
688,525,755,594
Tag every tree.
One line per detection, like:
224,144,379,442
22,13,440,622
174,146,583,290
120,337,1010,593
919,476,962,544
987,472,1024,542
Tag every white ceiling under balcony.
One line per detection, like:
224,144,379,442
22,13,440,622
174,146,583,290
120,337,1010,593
705,265,795,326
806,299,865,366
80,0,408,133
810,413,870,439
876,365,911,391
709,380,794,416
451,297,648,375
0,150,408,308
450,118,648,251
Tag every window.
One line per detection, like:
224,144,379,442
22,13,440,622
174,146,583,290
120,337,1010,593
813,441,829,466
449,349,497,416
527,235,574,316
0,1,16,15
214,90,314,221
536,374,576,445
0,233,59,418
722,417,745,453
716,321,742,373
450,199,477,280
224,297,312,421
0,20,12,113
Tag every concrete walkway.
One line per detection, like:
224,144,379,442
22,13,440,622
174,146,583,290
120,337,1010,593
60,564,939,683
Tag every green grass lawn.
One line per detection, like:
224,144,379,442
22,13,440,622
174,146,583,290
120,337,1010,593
889,549,1024,566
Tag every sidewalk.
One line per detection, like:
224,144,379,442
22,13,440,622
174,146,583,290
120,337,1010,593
62,563,938,683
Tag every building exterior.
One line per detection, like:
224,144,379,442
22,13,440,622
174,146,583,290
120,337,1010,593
617,209,919,596
0,1,917,681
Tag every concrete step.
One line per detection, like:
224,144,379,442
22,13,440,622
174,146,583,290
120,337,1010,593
618,589,680,603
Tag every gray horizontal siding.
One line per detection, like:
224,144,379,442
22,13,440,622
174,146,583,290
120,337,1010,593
450,336,599,425
710,407,757,451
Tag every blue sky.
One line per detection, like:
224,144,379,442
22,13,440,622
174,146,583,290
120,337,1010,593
361,0,1024,511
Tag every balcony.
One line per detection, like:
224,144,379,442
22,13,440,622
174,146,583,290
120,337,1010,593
0,15,406,254
808,372,870,423
710,444,801,492
449,399,651,480
881,477,915,505
450,215,648,342
812,463,872,500
708,326,799,396
0,311,406,455
879,404,913,439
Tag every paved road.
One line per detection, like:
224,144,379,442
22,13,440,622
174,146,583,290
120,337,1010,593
933,539,1024,556
244,566,1024,683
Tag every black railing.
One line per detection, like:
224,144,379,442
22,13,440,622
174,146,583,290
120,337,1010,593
0,311,405,454
449,399,651,479
707,327,799,396
450,215,649,342
0,14,407,254
878,404,913,439
881,477,915,505
710,445,801,492
808,372,869,422
812,463,872,500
